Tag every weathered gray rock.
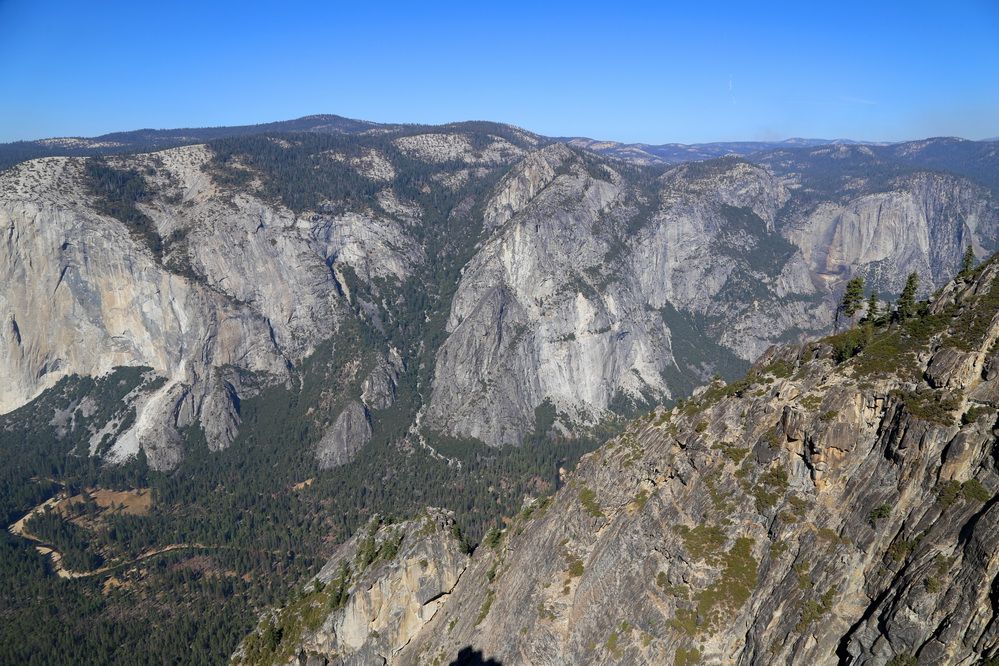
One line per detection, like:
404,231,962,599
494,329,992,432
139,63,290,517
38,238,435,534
316,402,371,470
258,256,999,665
783,172,994,294
233,509,470,666
0,154,297,467
424,148,999,446
3,127,999,463
361,351,403,411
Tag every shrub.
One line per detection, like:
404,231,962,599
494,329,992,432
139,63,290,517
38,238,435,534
944,277,999,351
886,655,917,666
796,585,838,632
451,524,472,554
845,310,950,381
962,405,993,425
794,562,813,589
868,504,891,525
261,621,282,652
923,554,955,594
961,479,991,503
690,537,758,631
830,326,872,363
565,553,585,578
893,389,959,426
817,527,849,545
675,647,702,666
326,562,351,612
762,429,780,449
887,539,916,562
475,589,495,625
762,360,795,379
753,465,789,512
938,480,962,507
713,441,749,464
788,496,810,514
800,394,823,411
676,525,727,564
483,527,503,549
378,530,403,561
604,629,622,658
579,487,605,519
939,479,992,506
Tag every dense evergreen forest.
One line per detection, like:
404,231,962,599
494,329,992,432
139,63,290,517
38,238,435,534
0,114,384,172
6,121,997,664
0,348,609,664
0,127,619,665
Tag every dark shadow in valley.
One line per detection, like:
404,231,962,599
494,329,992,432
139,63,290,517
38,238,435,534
449,646,502,665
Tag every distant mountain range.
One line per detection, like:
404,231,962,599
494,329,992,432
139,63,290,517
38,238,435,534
3,113,999,664
560,136,882,164
3,113,994,173
0,114,385,171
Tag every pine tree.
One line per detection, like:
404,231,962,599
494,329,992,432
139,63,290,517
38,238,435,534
897,272,919,320
960,245,976,277
865,291,879,324
840,276,865,326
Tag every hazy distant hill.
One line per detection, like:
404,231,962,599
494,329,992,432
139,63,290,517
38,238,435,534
562,135,877,165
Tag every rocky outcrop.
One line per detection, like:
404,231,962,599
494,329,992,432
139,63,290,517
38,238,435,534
0,142,439,467
3,123,999,462
361,351,403,411
394,133,525,166
783,172,995,294
259,256,999,664
424,150,998,446
0,155,293,466
481,143,572,230
233,509,469,666
425,147,674,446
316,402,372,470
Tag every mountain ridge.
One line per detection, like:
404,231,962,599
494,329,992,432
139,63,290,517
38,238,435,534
3,124,999,458
3,115,999,664
236,251,999,665
4,113,996,174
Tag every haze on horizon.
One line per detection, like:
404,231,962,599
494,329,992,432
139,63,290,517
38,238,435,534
1,0,997,145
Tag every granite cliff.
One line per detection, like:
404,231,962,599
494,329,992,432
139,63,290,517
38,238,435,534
240,252,999,665
2,122,998,468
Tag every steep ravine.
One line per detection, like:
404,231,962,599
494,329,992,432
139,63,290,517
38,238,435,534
239,256,999,665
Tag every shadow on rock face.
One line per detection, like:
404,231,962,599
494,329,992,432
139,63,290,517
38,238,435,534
449,646,502,665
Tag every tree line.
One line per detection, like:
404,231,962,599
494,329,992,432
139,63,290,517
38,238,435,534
837,245,977,330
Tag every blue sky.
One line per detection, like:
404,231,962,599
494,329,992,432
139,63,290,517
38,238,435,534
1,1,997,144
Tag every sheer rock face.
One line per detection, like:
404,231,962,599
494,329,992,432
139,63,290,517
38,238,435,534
316,401,371,470
3,132,999,463
425,146,671,446
0,145,421,468
784,172,995,292
233,509,469,666
361,350,403,411
424,150,999,446
259,258,999,665
0,155,294,467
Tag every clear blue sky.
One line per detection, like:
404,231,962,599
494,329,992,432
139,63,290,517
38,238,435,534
1,1,997,144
